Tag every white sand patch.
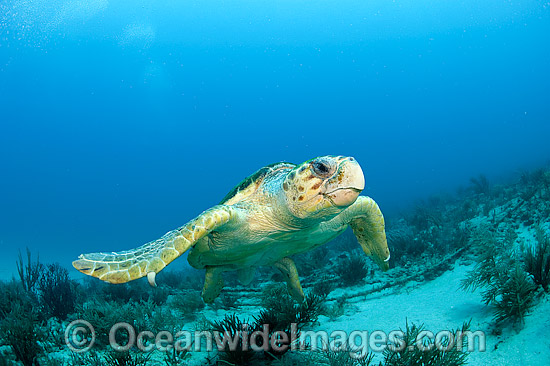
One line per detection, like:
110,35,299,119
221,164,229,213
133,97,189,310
467,297,550,365
312,262,550,365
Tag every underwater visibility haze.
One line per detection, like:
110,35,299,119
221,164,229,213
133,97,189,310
0,0,549,271
0,1,550,365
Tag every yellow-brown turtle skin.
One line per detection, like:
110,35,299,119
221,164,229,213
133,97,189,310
73,155,390,303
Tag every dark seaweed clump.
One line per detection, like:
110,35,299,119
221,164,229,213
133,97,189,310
39,263,77,320
207,284,326,365
382,321,471,366
0,299,42,366
103,349,152,366
523,225,550,292
322,349,375,366
335,256,369,287
0,249,78,365
0,248,191,365
317,320,471,366
461,227,537,329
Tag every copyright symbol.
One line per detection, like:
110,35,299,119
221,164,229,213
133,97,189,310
65,319,96,353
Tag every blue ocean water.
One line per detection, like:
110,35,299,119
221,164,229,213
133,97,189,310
0,0,549,277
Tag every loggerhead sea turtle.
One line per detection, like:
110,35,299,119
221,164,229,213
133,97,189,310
73,155,390,303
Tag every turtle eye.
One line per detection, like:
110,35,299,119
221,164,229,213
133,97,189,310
311,160,332,178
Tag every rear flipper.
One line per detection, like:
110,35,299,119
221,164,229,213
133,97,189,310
72,206,238,285
202,266,225,303
273,257,305,302
237,267,256,286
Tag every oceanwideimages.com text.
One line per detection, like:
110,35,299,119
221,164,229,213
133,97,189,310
65,319,486,357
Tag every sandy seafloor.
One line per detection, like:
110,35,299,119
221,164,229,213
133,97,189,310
322,263,550,365
169,261,550,365
149,261,548,366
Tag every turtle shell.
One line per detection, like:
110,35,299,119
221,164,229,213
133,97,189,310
220,162,295,205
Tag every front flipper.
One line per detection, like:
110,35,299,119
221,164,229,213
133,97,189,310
72,205,239,285
273,257,305,302
345,196,390,271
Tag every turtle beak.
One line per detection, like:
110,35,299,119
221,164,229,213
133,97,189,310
324,157,365,207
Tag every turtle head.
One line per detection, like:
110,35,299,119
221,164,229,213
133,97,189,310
283,156,365,220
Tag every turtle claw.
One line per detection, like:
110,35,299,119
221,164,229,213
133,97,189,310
147,272,157,287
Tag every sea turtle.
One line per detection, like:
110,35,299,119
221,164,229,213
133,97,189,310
73,155,390,303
